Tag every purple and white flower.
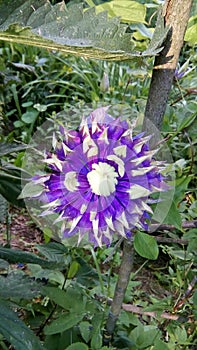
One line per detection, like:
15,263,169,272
30,107,167,247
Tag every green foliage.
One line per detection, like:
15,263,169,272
0,236,196,349
0,1,168,60
44,313,84,335
185,15,197,45
0,244,65,269
129,324,161,349
0,300,45,350
0,1,196,349
94,0,146,24
0,270,42,299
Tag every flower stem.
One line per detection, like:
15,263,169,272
90,246,105,294
103,239,133,345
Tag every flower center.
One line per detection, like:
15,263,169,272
87,162,118,197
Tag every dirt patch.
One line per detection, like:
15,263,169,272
0,206,43,252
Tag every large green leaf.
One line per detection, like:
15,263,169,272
0,245,63,269
36,242,69,263
42,286,73,311
90,313,103,349
42,285,86,313
44,313,84,335
0,270,42,299
76,257,99,287
0,1,168,61
95,0,146,24
134,231,159,260
0,300,45,350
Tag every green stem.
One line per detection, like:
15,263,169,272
103,239,133,345
90,246,105,294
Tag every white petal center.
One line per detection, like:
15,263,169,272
87,162,118,197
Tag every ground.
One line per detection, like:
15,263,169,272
0,206,43,252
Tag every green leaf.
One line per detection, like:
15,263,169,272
14,120,25,128
134,231,159,260
28,264,65,286
42,286,71,310
152,339,170,349
42,285,86,313
0,245,62,269
177,111,197,131
129,324,160,349
44,313,84,335
0,1,167,61
0,271,42,299
0,300,45,350
21,108,39,124
67,261,80,279
36,242,68,263
79,321,91,343
0,142,26,157
96,1,146,24
76,257,99,287
66,343,89,350
131,23,153,39
185,15,197,45
43,334,60,350
90,313,103,350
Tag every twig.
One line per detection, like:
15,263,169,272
122,304,178,320
36,276,67,336
121,303,193,323
36,303,58,336
170,88,197,106
173,276,197,312
155,236,188,245
96,295,194,323
149,220,197,232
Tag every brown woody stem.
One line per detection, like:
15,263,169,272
103,239,133,345
144,0,193,131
